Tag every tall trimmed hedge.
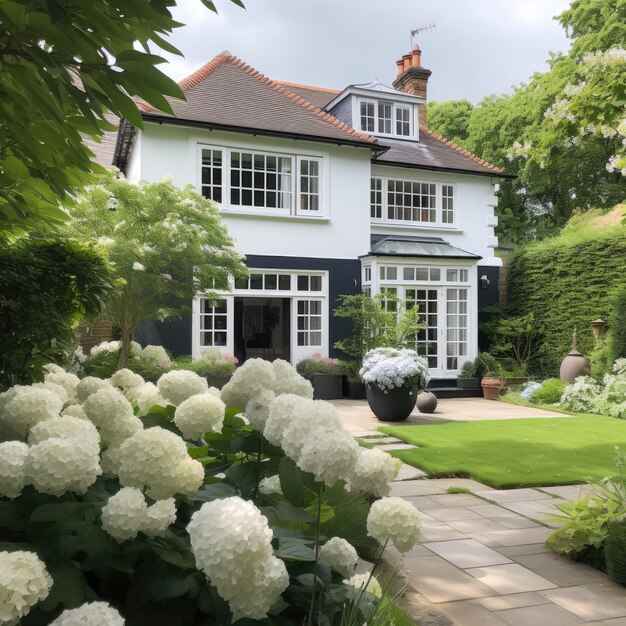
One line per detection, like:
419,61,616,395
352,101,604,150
507,232,626,375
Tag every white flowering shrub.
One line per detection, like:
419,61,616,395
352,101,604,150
0,357,417,624
367,497,422,553
0,550,53,624
141,344,172,368
560,375,602,413
360,347,430,392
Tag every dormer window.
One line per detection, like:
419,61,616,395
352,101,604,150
357,98,416,139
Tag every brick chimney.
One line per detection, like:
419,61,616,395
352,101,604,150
393,43,431,125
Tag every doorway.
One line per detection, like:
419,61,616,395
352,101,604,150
233,297,290,363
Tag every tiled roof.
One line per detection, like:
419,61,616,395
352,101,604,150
267,83,504,176
83,112,119,167
140,52,376,147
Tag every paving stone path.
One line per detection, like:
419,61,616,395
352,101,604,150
336,400,626,626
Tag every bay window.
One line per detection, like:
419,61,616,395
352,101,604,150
199,146,324,216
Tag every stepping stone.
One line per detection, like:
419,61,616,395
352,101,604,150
351,430,383,437
541,585,626,621
465,563,557,594
396,463,427,480
495,602,585,626
376,442,416,451
477,488,553,503
425,539,512,569
366,436,402,444
391,481,445,497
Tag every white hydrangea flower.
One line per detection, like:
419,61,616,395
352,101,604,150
319,537,358,577
174,392,225,439
61,404,87,420
0,441,29,498
220,358,276,409
101,486,147,542
32,381,68,406
347,573,382,598
88,341,121,359
25,436,102,497
264,395,357,486
117,427,203,499
48,601,125,626
245,389,276,431
76,376,114,402
560,376,601,413
44,370,80,404
271,359,314,398
83,386,141,447
141,344,172,368
0,550,53,624
43,363,65,375
258,474,282,494
157,370,208,406
207,386,222,399
187,497,289,621
347,447,400,497
360,348,429,392
143,498,177,537
110,368,144,390
1,386,63,438
101,445,123,476
367,497,421,553
135,382,169,413
28,416,100,454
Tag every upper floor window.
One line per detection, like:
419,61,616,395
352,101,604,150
360,101,375,132
199,146,324,216
370,176,456,226
358,99,416,138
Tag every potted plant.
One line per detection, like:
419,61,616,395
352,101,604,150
182,348,238,388
360,347,430,421
477,352,503,400
333,293,424,399
296,353,344,400
457,358,480,389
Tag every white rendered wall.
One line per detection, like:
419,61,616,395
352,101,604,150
125,130,142,183
137,123,372,261
371,164,502,267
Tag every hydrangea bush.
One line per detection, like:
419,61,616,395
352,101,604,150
0,357,420,625
360,347,430,392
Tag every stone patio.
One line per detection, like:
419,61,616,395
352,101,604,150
332,398,626,625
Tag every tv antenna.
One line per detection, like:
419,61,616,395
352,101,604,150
410,22,437,48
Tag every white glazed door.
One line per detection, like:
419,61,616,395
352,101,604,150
291,297,325,364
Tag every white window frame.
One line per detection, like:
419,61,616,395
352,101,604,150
197,144,328,218
296,156,323,215
358,98,417,139
370,175,457,227
192,269,329,364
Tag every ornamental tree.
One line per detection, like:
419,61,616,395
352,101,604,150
0,0,242,236
67,172,247,368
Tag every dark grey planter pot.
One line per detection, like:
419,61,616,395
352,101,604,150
204,374,231,390
342,378,366,399
310,374,343,400
365,383,418,422
457,377,480,389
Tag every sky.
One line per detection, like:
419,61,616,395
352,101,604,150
158,0,573,104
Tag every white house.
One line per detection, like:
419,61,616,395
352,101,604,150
105,45,508,381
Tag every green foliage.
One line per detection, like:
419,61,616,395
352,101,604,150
605,518,626,584
0,0,243,235
0,238,112,388
296,356,344,378
426,99,474,145
506,225,626,375
476,353,502,378
546,448,626,557
530,379,568,405
609,283,626,363
333,294,424,380
67,172,247,367
483,312,543,374
590,338,613,379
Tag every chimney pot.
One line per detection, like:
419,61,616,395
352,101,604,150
396,59,405,77
411,46,421,68
402,54,411,72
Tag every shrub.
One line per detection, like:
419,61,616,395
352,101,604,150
605,519,626,585
609,283,626,364
0,359,420,624
296,353,344,378
590,338,613,379
458,360,477,379
530,378,569,405
507,227,626,375
0,238,112,389
476,353,503,378
560,376,602,413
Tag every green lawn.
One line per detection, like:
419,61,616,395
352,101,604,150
380,415,626,488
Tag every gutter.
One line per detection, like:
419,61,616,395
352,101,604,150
373,159,516,180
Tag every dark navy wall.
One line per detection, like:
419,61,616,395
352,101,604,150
245,255,362,359
136,255,362,358
477,265,500,352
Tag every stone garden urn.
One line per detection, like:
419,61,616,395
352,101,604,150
560,330,590,382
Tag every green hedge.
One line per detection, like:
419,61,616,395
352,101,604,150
507,231,626,375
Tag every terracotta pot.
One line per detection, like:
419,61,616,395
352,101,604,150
481,376,502,400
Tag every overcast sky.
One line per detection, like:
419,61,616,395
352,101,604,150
159,0,572,104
